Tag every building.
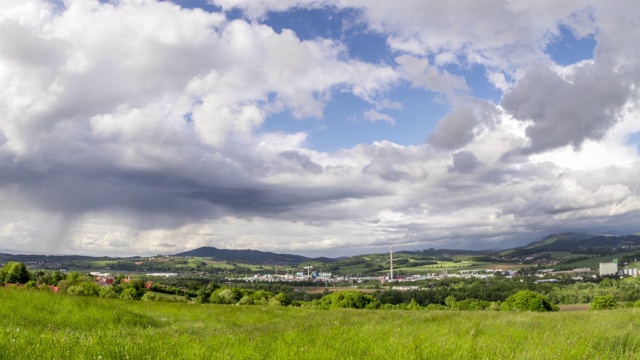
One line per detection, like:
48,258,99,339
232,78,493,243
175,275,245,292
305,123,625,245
599,262,618,276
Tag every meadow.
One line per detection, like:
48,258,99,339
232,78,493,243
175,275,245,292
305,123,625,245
2,289,640,359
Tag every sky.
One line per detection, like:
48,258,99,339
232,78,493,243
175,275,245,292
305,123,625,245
1,0,639,257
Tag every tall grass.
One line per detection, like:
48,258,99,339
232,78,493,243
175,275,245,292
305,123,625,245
1,288,639,359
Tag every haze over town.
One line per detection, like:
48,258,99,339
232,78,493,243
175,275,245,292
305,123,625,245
1,0,639,257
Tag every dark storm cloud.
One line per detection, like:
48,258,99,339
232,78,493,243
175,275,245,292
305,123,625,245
501,63,631,153
0,151,384,228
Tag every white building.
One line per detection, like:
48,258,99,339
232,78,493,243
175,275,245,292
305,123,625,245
599,262,618,276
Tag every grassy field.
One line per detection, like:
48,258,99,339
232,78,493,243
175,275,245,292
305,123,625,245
560,251,638,270
2,288,640,359
398,261,522,273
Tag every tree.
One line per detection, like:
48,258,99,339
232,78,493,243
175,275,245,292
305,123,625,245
500,290,558,312
318,291,379,309
210,288,245,304
272,292,291,307
67,282,100,297
0,262,31,284
120,287,141,300
99,286,119,298
590,295,618,310
444,295,457,309
407,298,421,310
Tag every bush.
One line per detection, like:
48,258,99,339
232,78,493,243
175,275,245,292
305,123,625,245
210,288,243,304
67,282,100,297
0,262,31,285
500,290,558,312
251,290,274,305
99,286,119,298
317,291,379,309
141,292,161,302
455,298,491,311
590,295,618,310
270,293,291,307
120,287,142,300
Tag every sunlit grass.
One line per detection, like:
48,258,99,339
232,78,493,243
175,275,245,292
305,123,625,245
1,288,640,359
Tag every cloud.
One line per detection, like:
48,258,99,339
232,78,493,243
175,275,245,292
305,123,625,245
502,63,631,153
427,106,480,150
363,110,396,126
396,55,469,94
0,0,639,256
449,151,482,174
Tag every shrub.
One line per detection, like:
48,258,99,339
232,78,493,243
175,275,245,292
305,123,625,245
0,262,31,284
500,290,558,312
251,290,274,305
210,288,241,304
141,292,161,302
455,298,491,311
56,280,71,294
99,286,119,298
120,287,142,300
590,295,618,310
271,293,291,307
317,291,379,309
238,295,254,305
67,282,100,297
444,295,457,309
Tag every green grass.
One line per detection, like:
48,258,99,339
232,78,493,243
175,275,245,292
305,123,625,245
399,261,520,273
2,288,640,359
560,251,639,269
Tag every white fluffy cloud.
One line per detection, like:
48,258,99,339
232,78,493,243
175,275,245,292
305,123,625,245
0,0,639,256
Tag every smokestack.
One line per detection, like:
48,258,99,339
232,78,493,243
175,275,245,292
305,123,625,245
390,244,394,281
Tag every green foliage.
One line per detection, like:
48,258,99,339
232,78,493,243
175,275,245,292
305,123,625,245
407,298,420,310
210,288,246,304
65,272,82,286
67,282,100,297
194,282,219,304
4,289,640,359
272,292,292,307
500,290,558,312
56,280,71,294
141,292,161,302
127,278,145,290
590,295,618,310
317,291,379,309
454,298,492,311
250,290,274,305
0,262,31,284
99,286,119,299
444,295,457,309
120,287,142,300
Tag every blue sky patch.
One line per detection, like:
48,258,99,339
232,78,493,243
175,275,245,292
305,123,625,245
547,24,596,65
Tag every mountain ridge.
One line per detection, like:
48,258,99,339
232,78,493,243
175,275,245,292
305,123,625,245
174,246,335,265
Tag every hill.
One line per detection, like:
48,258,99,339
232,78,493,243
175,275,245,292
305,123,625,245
174,246,334,265
501,232,640,259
